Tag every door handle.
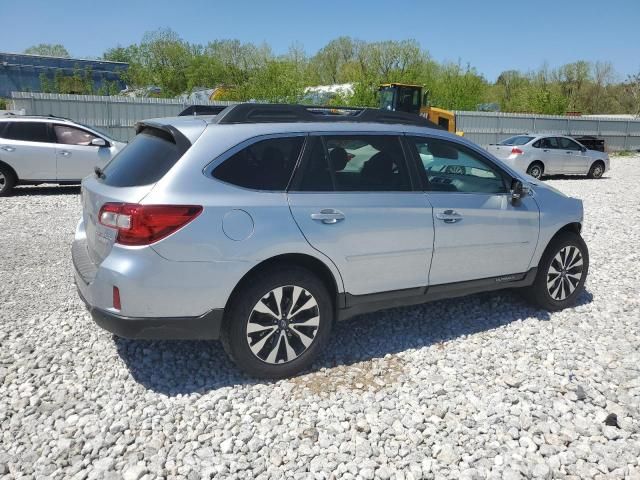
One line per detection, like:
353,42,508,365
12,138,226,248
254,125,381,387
543,149,549,152
436,209,463,223
311,209,345,224
0,146,15,152
59,150,71,157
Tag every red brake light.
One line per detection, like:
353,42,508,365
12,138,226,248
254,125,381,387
99,203,203,246
511,147,524,155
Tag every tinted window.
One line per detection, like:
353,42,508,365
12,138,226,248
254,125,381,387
500,136,534,146
535,137,560,149
558,137,581,151
328,135,410,191
410,137,507,194
214,137,304,191
102,128,183,187
54,125,99,146
3,122,51,143
296,137,333,191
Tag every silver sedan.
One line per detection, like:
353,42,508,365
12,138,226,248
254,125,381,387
487,134,610,179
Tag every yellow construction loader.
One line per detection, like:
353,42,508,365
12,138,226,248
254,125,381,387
379,83,462,135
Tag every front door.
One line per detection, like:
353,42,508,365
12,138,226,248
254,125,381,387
407,136,539,285
53,124,112,180
534,137,564,174
288,134,434,296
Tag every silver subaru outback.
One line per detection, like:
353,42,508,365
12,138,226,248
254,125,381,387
73,104,589,378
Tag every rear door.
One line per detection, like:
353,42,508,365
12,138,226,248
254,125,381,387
288,134,434,296
407,136,539,285
536,137,565,174
558,137,589,174
0,121,56,180
53,124,113,180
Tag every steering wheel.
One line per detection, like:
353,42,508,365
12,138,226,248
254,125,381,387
445,165,465,175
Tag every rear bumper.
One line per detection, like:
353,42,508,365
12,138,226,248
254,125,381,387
76,282,224,340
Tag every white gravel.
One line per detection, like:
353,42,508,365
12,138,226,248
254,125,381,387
1,156,639,480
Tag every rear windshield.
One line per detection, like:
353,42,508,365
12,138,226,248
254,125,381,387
101,128,184,187
500,136,534,146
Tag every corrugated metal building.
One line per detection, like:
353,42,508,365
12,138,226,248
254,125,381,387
0,52,128,97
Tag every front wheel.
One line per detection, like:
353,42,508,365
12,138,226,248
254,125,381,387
523,231,589,311
221,265,333,378
587,161,605,179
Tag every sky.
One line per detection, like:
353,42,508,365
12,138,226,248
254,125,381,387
1,0,639,81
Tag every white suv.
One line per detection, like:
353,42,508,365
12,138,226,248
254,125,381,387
0,115,126,196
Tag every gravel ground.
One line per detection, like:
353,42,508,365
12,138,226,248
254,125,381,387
1,156,639,480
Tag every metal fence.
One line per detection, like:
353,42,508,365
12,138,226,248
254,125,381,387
454,111,640,151
8,92,640,150
9,92,236,141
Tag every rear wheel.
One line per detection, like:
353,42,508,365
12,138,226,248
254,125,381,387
0,164,16,197
526,162,544,179
587,161,605,179
221,265,333,378
523,231,589,311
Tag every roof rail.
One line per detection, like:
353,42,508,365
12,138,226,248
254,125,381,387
178,105,228,117
211,103,443,129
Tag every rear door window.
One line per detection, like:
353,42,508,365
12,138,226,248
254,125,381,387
500,136,534,146
294,135,411,192
2,122,51,143
101,127,183,187
213,136,304,191
558,137,582,151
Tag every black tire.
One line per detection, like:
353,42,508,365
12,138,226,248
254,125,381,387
526,162,544,179
587,161,605,179
0,164,16,197
221,265,333,378
523,231,589,311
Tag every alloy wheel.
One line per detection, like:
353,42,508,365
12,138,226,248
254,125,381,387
246,285,320,364
0,172,5,191
592,165,603,178
547,246,584,301
529,166,542,178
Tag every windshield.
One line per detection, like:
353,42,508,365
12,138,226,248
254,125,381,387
500,135,534,146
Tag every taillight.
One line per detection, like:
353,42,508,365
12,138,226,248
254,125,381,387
98,203,203,246
511,147,524,155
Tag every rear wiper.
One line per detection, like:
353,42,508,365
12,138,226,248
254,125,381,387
94,166,106,179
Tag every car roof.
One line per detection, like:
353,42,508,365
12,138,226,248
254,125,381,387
0,115,74,124
151,115,466,142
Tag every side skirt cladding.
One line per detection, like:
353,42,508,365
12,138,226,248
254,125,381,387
338,268,537,321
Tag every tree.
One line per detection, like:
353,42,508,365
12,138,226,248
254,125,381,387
24,43,70,58
624,71,640,116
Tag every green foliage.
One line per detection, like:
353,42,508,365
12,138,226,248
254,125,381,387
24,43,70,58
40,66,95,94
95,30,640,115
0,98,7,110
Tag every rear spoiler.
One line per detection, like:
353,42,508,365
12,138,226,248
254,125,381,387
134,121,192,154
178,105,227,117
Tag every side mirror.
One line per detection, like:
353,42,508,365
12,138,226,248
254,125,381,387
581,146,587,153
510,179,526,204
91,138,107,147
